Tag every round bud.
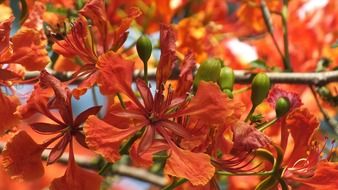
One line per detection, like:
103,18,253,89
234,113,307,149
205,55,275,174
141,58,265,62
251,73,271,107
218,66,235,91
275,97,290,118
193,58,222,89
136,35,152,63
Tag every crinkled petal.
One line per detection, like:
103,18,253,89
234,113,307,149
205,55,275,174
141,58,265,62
83,115,141,162
96,51,134,96
1,131,45,180
164,145,215,186
177,81,244,125
6,29,50,71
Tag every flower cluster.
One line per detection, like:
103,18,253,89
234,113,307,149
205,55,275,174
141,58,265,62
0,0,337,190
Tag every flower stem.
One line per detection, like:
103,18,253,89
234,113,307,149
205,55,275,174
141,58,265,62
245,106,256,122
257,118,278,131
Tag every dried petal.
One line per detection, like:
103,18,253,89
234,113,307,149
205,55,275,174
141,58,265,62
231,121,271,154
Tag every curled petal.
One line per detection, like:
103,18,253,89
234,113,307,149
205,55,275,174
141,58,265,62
2,131,45,180
83,115,141,162
156,24,177,86
164,144,215,186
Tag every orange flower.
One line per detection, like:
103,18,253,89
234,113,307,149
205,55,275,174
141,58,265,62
0,93,20,135
2,131,46,180
285,108,319,165
0,16,49,72
83,25,242,186
292,161,338,189
50,141,103,190
164,143,215,186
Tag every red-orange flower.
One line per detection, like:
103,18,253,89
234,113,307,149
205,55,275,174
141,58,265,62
0,93,20,135
50,141,103,190
2,131,46,180
83,24,239,186
0,16,49,71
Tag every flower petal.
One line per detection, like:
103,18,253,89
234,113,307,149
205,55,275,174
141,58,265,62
177,81,244,125
156,24,177,86
96,51,134,96
83,115,141,162
50,143,102,190
164,145,215,186
1,131,45,180
7,28,50,71
293,161,338,189
130,139,169,168
231,121,271,154
0,16,13,59
285,108,319,165
174,51,196,98
0,93,20,135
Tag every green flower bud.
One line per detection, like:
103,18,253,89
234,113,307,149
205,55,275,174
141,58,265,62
193,58,222,89
218,66,235,91
136,35,152,63
275,97,290,118
251,73,271,107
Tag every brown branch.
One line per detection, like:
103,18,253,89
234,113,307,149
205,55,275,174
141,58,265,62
0,142,167,187
25,69,338,85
